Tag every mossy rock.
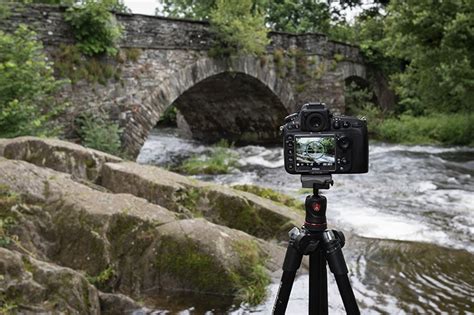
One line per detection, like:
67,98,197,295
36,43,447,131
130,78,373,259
2,137,121,182
101,162,303,241
155,218,274,305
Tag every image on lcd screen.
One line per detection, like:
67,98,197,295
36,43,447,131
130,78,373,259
295,136,336,168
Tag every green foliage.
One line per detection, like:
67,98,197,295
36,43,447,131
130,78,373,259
0,3,11,20
77,115,123,155
0,186,19,248
209,0,269,57
266,0,332,34
0,217,16,247
0,25,66,138
345,82,384,134
177,141,238,174
383,0,474,115
0,293,18,315
86,266,115,290
157,105,178,126
378,113,474,146
232,184,304,211
65,0,123,56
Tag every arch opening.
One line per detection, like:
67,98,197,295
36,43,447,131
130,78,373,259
164,72,289,145
344,75,378,114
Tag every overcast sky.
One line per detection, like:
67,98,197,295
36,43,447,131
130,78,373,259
123,0,158,15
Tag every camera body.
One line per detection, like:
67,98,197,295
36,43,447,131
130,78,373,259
282,103,368,175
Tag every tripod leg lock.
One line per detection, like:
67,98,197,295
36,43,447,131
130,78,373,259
322,230,349,275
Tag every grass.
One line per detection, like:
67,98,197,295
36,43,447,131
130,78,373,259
177,140,238,175
378,113,474,146
348,98,473,146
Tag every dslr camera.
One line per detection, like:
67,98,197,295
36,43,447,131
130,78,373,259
282,103,368,174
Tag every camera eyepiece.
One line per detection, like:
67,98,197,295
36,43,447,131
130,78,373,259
305,112,327,132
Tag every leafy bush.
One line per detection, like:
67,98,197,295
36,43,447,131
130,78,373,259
345,82,384,134
177,140,238,174
78,115,123,155
157,105,178,126
0,25,66,138
209,0,269,57
65,0,123,56
378,113,474,146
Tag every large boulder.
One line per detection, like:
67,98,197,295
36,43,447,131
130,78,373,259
101,162,304,240
0,247,101,314
0,158,285,304
1,137,122,182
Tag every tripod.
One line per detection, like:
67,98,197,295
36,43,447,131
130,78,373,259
273,175,360,315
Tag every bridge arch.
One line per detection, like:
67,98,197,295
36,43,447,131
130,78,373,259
122,56,295,156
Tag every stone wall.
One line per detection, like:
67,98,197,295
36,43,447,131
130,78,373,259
1,4,368,156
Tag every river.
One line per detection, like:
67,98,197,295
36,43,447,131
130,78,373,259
136,128,474,314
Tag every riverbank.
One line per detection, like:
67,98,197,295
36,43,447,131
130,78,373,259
356,108,474,146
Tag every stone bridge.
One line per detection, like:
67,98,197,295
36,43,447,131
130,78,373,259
2,4,372,157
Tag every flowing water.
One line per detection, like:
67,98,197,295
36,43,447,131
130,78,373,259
137,128,474,314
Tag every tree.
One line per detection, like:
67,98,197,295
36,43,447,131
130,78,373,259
265,0,332,34
0,25,66,137
383,0,474,115
209,0,269,56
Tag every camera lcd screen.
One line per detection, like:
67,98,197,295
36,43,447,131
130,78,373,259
295,135,336,172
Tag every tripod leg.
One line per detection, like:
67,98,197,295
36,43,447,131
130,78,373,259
323,230,360,315
309,248,328,315
273,242,303,315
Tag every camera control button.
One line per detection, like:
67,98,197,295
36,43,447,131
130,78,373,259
287,149,293,155
333,121,341,129
287,142,294,148
337,136,351,150
288,164,294,170
286,135,294,141
343,121,351,128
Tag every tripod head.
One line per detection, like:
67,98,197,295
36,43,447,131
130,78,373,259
301,174,333,231
301,174,333,195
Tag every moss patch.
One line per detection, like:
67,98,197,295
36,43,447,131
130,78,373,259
0,185,19,247
155,236,234,294
207,191,294,240
230,240,270,306
232,184,304,212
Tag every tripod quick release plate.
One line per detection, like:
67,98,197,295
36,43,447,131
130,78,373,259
301,174,334,190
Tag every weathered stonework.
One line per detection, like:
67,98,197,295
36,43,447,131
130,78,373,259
1,4,367,156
